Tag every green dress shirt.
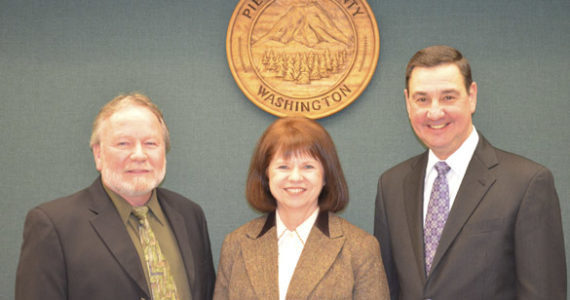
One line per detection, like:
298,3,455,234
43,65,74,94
105,186,192,300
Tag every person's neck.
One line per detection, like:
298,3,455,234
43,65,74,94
123,194,151,207
277,205,319,231
433,125,474,160
101,183,152,207
108,187,151,207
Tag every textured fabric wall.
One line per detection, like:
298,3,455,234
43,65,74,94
1,0,569,298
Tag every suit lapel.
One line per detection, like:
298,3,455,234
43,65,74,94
430,136,498,274
403,154,429,283
241,214,280,299
87,179,150,297
286,212,345,299
160,197,196,290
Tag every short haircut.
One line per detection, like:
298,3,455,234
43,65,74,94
405,45,473,92
89,92,171,152
246,117,349,213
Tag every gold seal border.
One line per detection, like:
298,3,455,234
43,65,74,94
227,0,380,119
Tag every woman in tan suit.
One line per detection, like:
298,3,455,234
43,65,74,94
214,117,389,300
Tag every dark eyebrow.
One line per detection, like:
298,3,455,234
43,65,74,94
441,89,460,95
411,91,428,98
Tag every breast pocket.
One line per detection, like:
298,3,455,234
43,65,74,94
463,218,506,235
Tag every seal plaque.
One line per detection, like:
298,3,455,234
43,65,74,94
227,0,380,119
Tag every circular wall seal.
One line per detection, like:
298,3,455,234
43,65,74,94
227,0,380,119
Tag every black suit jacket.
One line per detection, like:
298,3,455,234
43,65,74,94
16,177,215,300
374,135,566,300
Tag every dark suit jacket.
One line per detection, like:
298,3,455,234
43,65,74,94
214,211,389,299
16,177,215,300
374,135,566,300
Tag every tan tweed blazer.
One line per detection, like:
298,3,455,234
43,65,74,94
214,211,389,299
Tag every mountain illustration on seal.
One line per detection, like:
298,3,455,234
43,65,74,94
252,1,354,84
253,1,351,48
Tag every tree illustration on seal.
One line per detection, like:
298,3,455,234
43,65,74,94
251,0,355,86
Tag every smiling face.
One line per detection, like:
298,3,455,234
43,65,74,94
405,63,477,160
267,151,325,216
92,105,166,205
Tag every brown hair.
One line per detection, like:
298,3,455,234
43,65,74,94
246,117,348,213
405,45,473,92
89,92,171,152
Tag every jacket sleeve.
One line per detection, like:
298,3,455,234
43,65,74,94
374,175,400,300
352,233,390,300
213,233,234,300
16,207,67,300
198,209,216,299
514,167,566,299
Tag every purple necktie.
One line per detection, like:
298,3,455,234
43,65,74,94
424,161,451,275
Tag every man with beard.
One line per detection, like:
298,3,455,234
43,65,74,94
16,93,215,300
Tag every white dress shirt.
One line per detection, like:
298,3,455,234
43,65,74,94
276,208,319,300
423,127,479,224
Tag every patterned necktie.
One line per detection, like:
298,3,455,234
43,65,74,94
424,161,451,275
133,206,179,300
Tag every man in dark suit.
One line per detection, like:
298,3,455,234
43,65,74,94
374,45,566,299
16,93,215,300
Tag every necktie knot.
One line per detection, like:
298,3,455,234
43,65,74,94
434,161,450,176
133,206,150,225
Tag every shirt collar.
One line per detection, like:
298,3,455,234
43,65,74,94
256,210,330,239
276,207,320,244
104,186,164,226
427,126,479,177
